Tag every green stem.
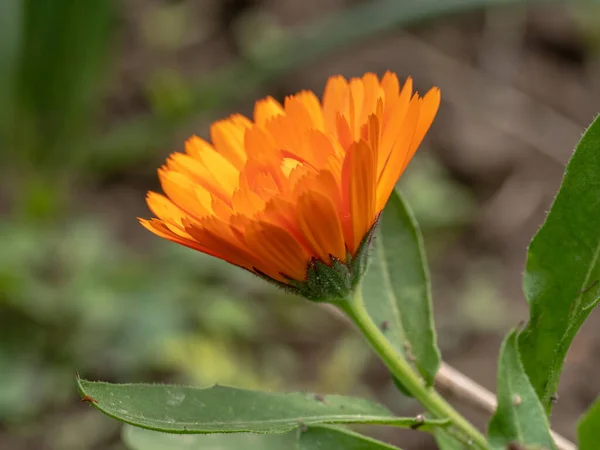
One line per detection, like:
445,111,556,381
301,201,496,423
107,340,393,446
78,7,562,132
340,289,489,449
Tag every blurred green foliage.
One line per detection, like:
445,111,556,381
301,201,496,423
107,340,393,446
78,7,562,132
4,0,113,171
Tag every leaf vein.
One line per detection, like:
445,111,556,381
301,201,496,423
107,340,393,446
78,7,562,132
375,235,406,344
545,239,600,402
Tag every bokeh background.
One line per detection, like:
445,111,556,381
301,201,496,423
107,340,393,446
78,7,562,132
1,0,600,449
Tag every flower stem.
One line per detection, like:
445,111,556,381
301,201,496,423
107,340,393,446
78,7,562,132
339,288,489,449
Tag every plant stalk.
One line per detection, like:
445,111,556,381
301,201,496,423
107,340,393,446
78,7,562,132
436,363,576,450
339,289,489,449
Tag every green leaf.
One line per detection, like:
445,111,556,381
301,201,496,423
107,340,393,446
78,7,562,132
17,0,113,167
77,378,448,434
299,425,401,449
488,330,555,450
435,428,466,450
518,115,600,413
578,398,600,450
123,425,295,450
362,189,440,386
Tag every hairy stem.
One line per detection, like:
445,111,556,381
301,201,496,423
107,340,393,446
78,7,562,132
436,363,576,450
339,289,489,449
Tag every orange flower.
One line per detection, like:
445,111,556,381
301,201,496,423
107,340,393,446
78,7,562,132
141,72,440,300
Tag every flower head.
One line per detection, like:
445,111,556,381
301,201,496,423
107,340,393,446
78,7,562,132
141,72,440,301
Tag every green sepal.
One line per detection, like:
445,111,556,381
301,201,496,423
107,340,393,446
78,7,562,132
304,257,352,300
350,214,379,288
255,217,380,303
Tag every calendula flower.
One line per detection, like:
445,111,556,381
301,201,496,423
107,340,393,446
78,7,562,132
141,72,440,301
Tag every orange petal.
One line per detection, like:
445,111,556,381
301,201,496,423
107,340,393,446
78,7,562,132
335,113,354,152
322,75,349,135
244,126,287,190
158,168,212,219
244,125,278,160
367,114,381,167
245,222,311,282
145,192,196,237
185,136,239,197
287,163,315,193
211,195,233,222
376,97,420,212
285,90,325,131
166,153,232,204
239,164,281,201
297,191,346,263
266,110,326,170
313,170,342,213
360,72,381,126
210,115,250,170
348,77,364,140
281,157,302,178
140,218,215,255
381,71,399,101
408,87,441,156
303,130,337,170
342,140,376,254
254,96,284,126
185,217,256,271
231,188,266,217
281,130,335,172
380,78,413,171
260,197,312,255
